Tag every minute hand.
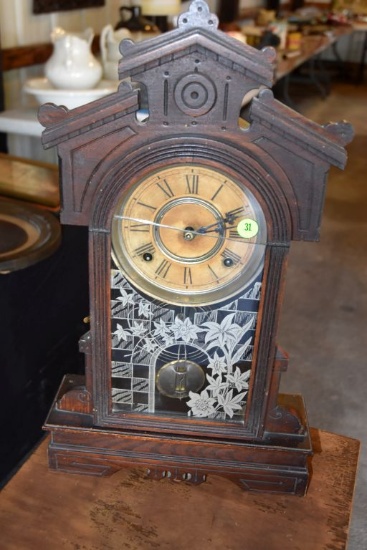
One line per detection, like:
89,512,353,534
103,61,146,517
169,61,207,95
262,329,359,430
114,215,245,242
197,208,245,234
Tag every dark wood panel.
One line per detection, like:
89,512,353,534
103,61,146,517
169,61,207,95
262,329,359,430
2,43,53,71
32,0,104,14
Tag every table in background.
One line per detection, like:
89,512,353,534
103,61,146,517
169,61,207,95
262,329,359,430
0,429,359,550
275,25,353,103
275,26,352,79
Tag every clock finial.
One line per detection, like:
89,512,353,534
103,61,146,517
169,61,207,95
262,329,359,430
177,0,219,30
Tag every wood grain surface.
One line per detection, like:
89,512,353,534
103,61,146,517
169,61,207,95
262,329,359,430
0,428,359,550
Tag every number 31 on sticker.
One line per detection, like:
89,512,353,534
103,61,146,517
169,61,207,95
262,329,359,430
237,218,259,239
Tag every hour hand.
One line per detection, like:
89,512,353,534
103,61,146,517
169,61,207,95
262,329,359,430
197,207,245,234
196,220,226,235
196,221,239,235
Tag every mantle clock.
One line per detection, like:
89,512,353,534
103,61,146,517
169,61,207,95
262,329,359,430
39,0,352,495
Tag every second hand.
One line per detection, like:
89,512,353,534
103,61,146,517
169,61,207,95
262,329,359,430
114,215,246,243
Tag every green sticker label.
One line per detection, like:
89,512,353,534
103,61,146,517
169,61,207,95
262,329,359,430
237,218,259,239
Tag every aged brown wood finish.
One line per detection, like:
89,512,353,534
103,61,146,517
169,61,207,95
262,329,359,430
39,1,353,495
0,431,360,550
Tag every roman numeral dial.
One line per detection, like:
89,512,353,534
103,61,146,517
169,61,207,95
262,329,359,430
185,174,199,194
112,164,266,306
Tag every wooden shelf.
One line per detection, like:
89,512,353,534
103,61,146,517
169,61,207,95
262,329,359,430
1,36,101,71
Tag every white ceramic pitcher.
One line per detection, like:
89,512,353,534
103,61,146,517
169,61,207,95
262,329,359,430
100,25,131,81
45,27,102,90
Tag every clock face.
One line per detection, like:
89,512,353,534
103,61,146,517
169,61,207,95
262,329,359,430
112,164,266,306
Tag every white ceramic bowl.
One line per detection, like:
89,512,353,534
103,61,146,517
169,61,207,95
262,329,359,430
24,77,118,110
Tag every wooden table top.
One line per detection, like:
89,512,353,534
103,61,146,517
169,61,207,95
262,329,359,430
0,428,359,550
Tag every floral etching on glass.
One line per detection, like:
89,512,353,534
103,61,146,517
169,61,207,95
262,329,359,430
111,266,262,421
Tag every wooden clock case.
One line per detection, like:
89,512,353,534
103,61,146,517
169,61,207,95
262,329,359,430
39,1,352,495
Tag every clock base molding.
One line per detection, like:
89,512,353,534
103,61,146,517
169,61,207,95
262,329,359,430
44,376,312,496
